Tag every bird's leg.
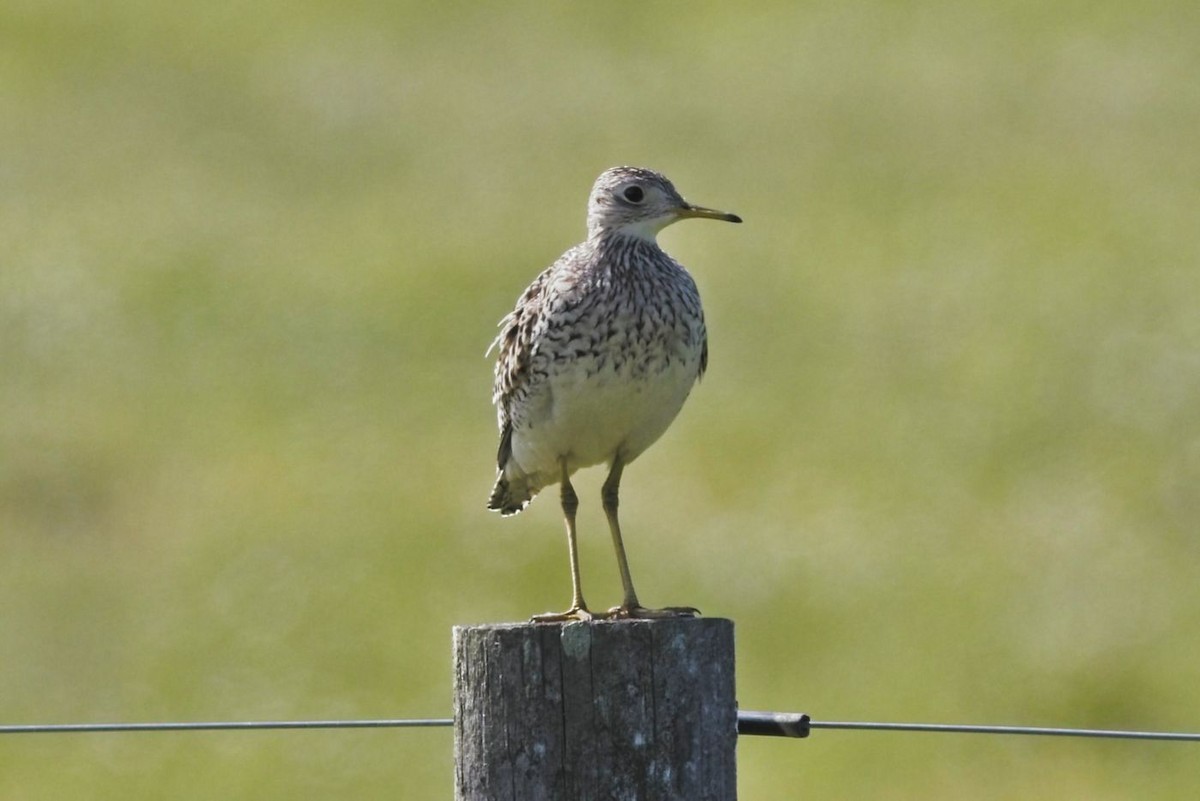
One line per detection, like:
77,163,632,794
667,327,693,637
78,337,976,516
602,455,699,620
531,459,594,623
602,457,640,609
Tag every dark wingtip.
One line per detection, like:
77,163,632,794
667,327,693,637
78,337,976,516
487,501,528,517
727,213,743,224
487,477,530,516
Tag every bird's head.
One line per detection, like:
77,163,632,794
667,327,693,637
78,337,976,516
586,166,741,241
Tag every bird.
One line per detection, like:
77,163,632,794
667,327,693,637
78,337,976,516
487,166,741,622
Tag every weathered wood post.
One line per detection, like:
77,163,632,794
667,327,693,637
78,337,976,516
453,618,736,801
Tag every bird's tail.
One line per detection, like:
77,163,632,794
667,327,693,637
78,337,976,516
488,470,534,516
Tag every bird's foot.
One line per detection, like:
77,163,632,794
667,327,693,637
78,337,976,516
604,604,700,620
530,605,596,623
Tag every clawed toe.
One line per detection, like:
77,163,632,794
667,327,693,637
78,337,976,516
604,604,700,620
531,606,595,623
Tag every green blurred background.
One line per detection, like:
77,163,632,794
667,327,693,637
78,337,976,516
4,1,1199,797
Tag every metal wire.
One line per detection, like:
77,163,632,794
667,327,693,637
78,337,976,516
1,714,1198,743
808,720,1200,742
0,719,452,735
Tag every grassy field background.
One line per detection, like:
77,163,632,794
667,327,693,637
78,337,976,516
4,2,1200,798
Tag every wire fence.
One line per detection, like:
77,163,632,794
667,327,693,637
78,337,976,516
4,713,1199,742
0,719,451,736
805,719,1200,742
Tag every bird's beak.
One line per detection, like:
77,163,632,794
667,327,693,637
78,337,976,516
677,203,742,224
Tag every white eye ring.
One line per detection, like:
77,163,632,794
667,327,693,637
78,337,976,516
620,184,645,204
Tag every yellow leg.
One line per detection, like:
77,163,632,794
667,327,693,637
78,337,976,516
602,455,698,620
531,459,593,622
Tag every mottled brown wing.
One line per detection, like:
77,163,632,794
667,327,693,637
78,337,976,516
490,265,554,469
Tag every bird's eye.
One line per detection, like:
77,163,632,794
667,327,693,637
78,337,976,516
622,185,645,203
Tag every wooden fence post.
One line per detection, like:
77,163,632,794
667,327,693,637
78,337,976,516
453,618,736,801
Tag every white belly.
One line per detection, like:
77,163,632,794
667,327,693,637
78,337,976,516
509,355,700,489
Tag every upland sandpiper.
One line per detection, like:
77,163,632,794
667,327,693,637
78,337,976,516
487,166,741,621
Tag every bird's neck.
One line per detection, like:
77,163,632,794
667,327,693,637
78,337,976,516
588,232,669,277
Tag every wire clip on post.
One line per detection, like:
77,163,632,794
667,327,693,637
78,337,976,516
737,711,811,738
